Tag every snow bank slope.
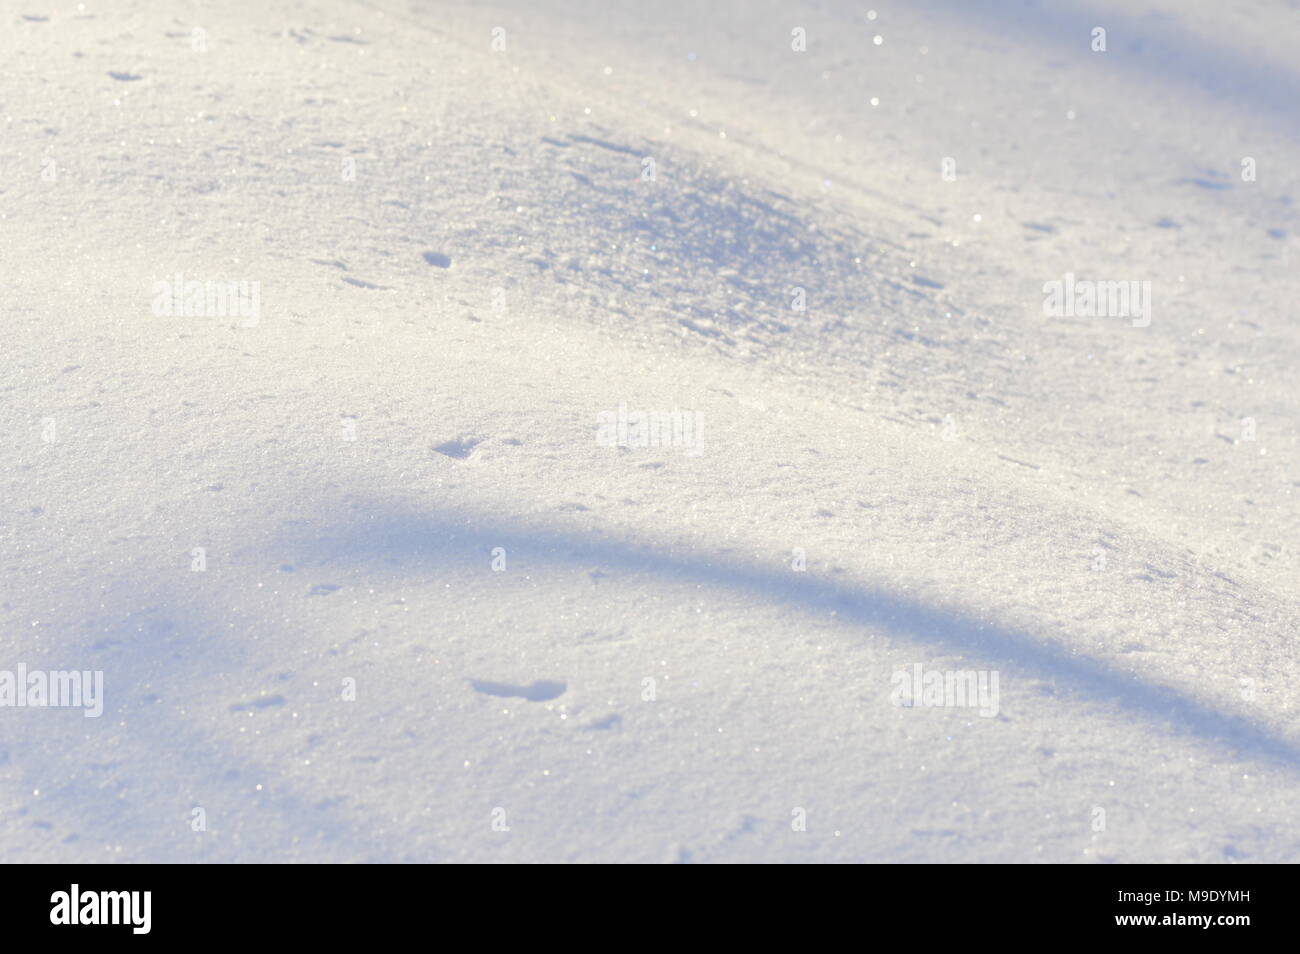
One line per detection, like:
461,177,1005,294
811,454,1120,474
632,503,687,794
2,0,1299,862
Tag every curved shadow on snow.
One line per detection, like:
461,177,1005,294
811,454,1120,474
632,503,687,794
6,600,419,862
923,0,1300,138
280,500,1300,771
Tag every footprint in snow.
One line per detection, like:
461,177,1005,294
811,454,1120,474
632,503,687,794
470,679,566,702
432,437,482,459
342,277,390,290
229,695,287,712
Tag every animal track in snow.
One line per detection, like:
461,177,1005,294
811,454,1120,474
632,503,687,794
470,679,567,702
432,437,483,459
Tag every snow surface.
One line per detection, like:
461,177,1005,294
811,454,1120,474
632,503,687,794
2,0,1299,862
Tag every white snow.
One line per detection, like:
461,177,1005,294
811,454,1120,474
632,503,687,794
2,0,1299,862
